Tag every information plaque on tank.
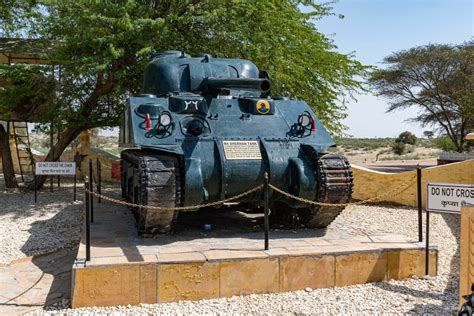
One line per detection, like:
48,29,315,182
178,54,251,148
222,140,262,160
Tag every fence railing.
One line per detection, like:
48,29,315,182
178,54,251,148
82,163,426,267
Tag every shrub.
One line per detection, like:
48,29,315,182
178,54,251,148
392,142,406,155
405,145,415,153
432,136,457,152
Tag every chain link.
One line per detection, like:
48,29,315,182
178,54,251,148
85,184,263,211
269,175,416,207
85,175,416,211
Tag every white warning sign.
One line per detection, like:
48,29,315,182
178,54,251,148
427,183,474,213
222,140,262,160
36,162,76,175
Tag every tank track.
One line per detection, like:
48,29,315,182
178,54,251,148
301,153,354,228
121,149,181,236
271,153,353,228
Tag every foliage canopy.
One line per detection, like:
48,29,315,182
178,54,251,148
370,42,474,152
1,0,368,133
396,131,417,145
0,0,368,188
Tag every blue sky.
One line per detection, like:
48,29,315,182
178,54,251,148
100,0,472,138
314,0,473,137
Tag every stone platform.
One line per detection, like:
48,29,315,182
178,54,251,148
71,201,437,308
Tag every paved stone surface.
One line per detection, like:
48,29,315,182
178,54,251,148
76,199,429,267
67,197,437,308
0,249,76,315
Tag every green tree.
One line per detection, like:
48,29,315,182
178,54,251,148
396,131,417,145
1,0,368,189
0,63,56,187
432,135,457,152
370,42,474,153
423,130,434,138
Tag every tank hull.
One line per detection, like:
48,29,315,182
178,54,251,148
124,96,335,208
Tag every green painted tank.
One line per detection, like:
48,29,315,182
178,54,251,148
120,51,353,236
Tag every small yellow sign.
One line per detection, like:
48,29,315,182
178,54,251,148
256,100,270,114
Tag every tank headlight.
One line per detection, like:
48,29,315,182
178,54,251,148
159,112,172,127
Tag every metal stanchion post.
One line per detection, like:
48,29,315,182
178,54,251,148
34,173,37,203
417,165,423,242
425,210,430,275
57,158,60,188
84,178,91,262
97,159,101,204
89,159,94,223
50,128,53,192
264,172,270,251
73,173,77,201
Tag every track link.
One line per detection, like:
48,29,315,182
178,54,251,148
121,149,181,236
301,153,354,228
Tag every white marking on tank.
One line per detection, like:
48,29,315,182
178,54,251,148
184,100,199,110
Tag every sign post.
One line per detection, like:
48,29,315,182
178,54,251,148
426,183,474,274
35,161,76,203
417,166,422,242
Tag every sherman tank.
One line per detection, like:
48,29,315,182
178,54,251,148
120,51,353,236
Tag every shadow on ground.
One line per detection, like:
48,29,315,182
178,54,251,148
0,208,79,314
374,213,460,314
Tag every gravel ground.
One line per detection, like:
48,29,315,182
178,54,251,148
0,176,459,314
23,202,459,315
0,181,83,264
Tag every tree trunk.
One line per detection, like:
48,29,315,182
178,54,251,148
28,126,84,190
0,124,18,188
25,60,122,190
459,137,465,153
446,132,463,153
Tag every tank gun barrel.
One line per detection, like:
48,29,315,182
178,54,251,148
204,77,271,93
